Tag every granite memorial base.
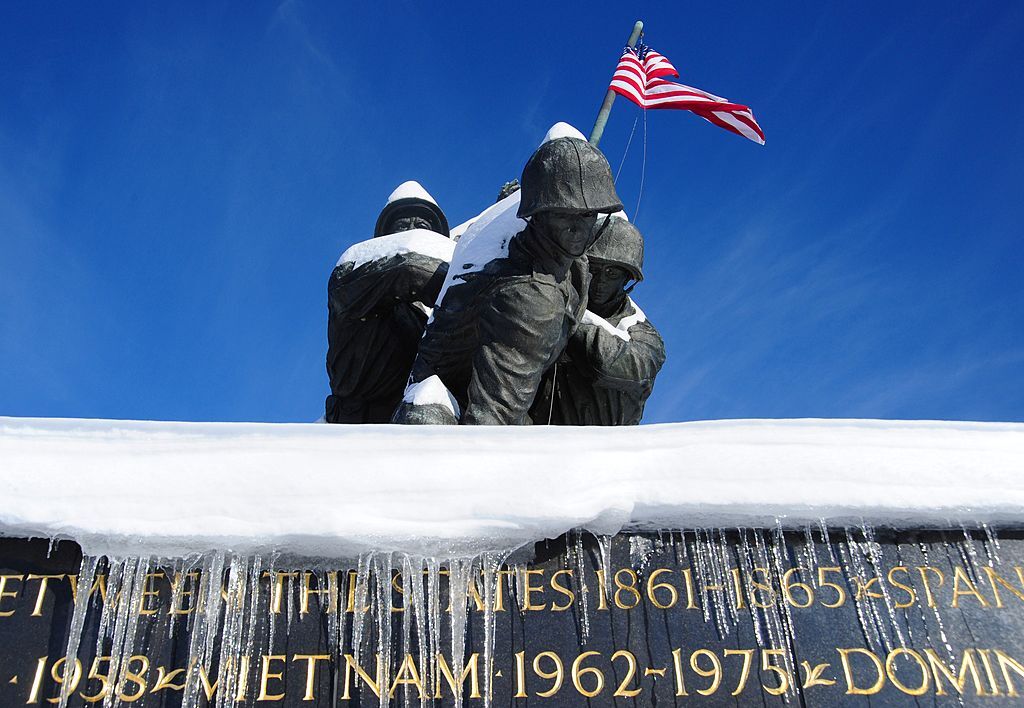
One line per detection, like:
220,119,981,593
2,528,1023,706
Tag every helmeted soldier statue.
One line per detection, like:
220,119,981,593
395,129,623,425
530,216,665,425
324,181,453,424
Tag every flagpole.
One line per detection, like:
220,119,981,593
588,20,644,147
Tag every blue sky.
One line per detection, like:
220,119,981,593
1,2,1021,424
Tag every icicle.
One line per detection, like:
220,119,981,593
859,523,907,649
447,558,474,708
426,556,442,705
982,523,1002,565
572,530,591,644
957,524,984,583
57,555,99,708
735,528,767,648
818,517,838,564
480,551,508,708
628,535,655,572
374,554,394,708
351,553,373,667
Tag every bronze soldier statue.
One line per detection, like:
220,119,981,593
531,217,665,425
324,181,453,423
395,131,623,424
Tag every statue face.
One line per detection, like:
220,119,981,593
534,212,599,257
389,216,434,233
588,261,631,311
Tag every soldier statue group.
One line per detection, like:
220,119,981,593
325,124,665,427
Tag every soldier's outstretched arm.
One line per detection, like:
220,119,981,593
462,281,566,425
567,317,666,395
327,254,449,321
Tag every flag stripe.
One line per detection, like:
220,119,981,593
606,45,764,144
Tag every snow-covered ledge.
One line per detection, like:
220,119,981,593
1,417,1023,558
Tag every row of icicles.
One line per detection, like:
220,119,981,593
51,522,1002,707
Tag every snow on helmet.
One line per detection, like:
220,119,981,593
516,124,623,219
587,213,644,281
374,181,450,238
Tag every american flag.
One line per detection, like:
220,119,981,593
609,43,765,145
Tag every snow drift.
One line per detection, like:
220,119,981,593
2,416,1023,558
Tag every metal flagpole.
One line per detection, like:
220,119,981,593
588,20,644,147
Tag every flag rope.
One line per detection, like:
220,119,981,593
614,113,640,184
634,107,648,225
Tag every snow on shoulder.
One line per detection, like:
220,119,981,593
434,190,526,304
336,229,456,269
2,417,1024,558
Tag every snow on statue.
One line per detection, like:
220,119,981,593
324,181,454,424
530,214,665,425
395,123,625,424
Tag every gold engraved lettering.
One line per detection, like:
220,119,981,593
300,572,336,615
728,568,746,609
531,651,564,698
436,652,480,699
838,648,884,695
976,649,1002,696
522,569,547,611
690,649,722,695
886,567,916,608
993,649,1024,697
781,568,813,608
817,567,846,608
151,666,186,692
167,572,198,615
67,573,111,606
799,661,835,688
137,573,163,616
293,654,330,701
983,567,1024,608
748,568,774,609
26,575,63,617
680,568,699,609
613,569,641,610
465,573,485,613
116,655,149,703
257,655,287,701
513,651,527,698
594,570,609,610
725,649,754,695
549,570,575,611
345,570,370,613
671,648,689,696
341,654,382,700
267,573,298,615
916,566,945,607
235,656,251,701
197,663,219,702
0,574,23,617
28,656,48,705
852,576,883,601
79,656,112,703
646,569,677,610
574,651,607,697
48,656,82,704
761,649,790,696
924,648,985,696
389,653,426,699
493,570,513,612
951,567,990,608
885,648,930,696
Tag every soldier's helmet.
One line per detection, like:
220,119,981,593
517,123,623,219
374,181,450,238
588,214,644,282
